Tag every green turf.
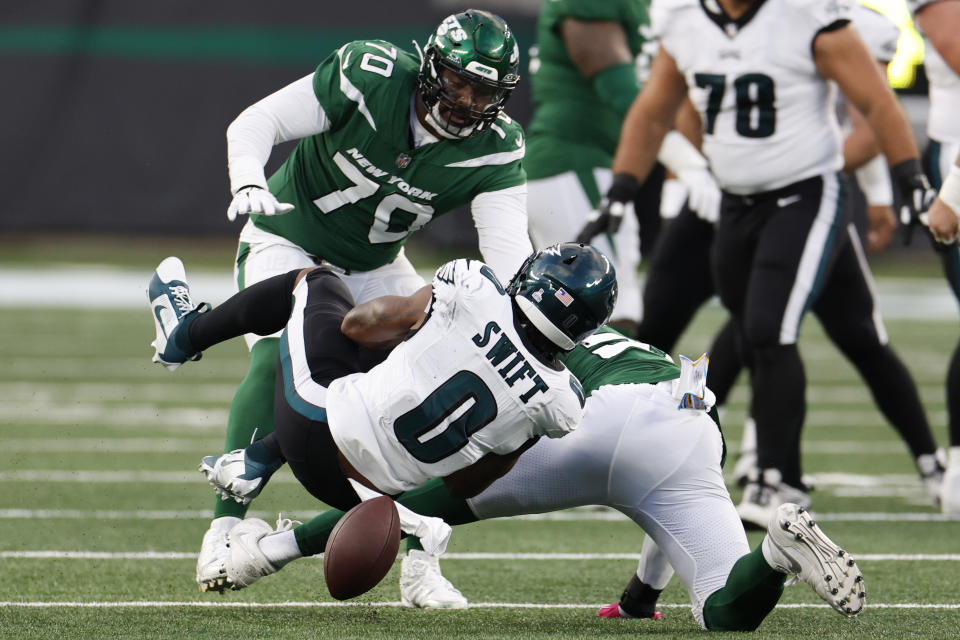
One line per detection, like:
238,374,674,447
2,262,959,639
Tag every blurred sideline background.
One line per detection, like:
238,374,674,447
0,0,946,274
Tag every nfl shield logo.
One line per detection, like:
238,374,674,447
396,153,412,169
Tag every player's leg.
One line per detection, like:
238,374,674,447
716,175,846,527
926,139,960,514
812,225,945,502
635,205,717,352
527,169,641,334
196,232,316,592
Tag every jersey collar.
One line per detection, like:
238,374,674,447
699,0,769,37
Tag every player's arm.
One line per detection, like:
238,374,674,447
225,74,332,220
913,0,960,76
340,285,433,350
562,19,637,115
577,45,688,242
441,437,540,499
927,154,960,244
815,23,933,236
472,186,534,284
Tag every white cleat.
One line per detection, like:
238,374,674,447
764,503,865,617
737,467,811,530
196,516,240,593
942,447,960,515
225,517,299,590
147,256,208,370
916,449,947,506
399,549,468,609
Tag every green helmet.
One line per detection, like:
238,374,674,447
418,9,520,139
507,243,618,351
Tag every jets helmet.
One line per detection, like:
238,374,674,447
418,10,520,139
507,243,618,351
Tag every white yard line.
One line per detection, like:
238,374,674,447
3,551,958,561
0,600,956,610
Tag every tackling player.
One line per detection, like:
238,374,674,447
909,0,960,513
147,243,617,592
581,0,938,525
184,10,536,593
213,328,866,628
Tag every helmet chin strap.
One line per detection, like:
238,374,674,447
425,102,477,140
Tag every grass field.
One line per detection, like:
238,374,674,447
1,242,959,639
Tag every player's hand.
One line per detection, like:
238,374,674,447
891,158,936,245
576,173,639,243
676,167,721,224
226,186,295,221
865,204,897,252
925,197,960,245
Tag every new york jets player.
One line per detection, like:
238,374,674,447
583,0,937,526
148,242,618,591
176,10,536,592
524,0,721,334
246,328,864,628
909,0,960,513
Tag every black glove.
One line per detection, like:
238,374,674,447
891,158,936,245
576,173,640,243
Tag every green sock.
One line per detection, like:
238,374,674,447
701,544,785,631
293,478,479,556
213,338,279,520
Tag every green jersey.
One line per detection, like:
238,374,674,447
559,327,679,398
525,0,652,179
254,40,526,271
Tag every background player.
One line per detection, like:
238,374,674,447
581,0,937,526
524,0,720,334
910,0,960,513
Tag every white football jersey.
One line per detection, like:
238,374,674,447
652,0,853,193
326,259,584,494
907,0,960,144
851,4,899,64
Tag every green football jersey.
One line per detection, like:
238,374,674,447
525,0,652,179
559,327,679,398
253,40,526,271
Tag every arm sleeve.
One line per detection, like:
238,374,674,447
471,185,533,284
226,74,332,194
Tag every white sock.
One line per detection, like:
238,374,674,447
259,529,302,568
211,516,241,534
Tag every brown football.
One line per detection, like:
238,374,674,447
323,495,401,600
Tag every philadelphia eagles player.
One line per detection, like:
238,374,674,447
909,0,960,513
149,242,618,592
200,328,865,628
524,0,721,334
175,10,536,593
581,0,938,527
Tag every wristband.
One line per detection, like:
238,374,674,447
657,131,708,173
607,172,641,203
229,156,269,194
592,63,640,118
941,164,960,217
855,154,894,207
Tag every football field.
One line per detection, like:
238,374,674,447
1,250,959,639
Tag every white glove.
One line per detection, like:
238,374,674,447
348,478,452,556
675,167,721,224
226,186,294,221
659,178,688,220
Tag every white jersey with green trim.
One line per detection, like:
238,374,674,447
325,259,584,494
652,0,852,194
907,0,960,144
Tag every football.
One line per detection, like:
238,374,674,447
323,495,402,600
